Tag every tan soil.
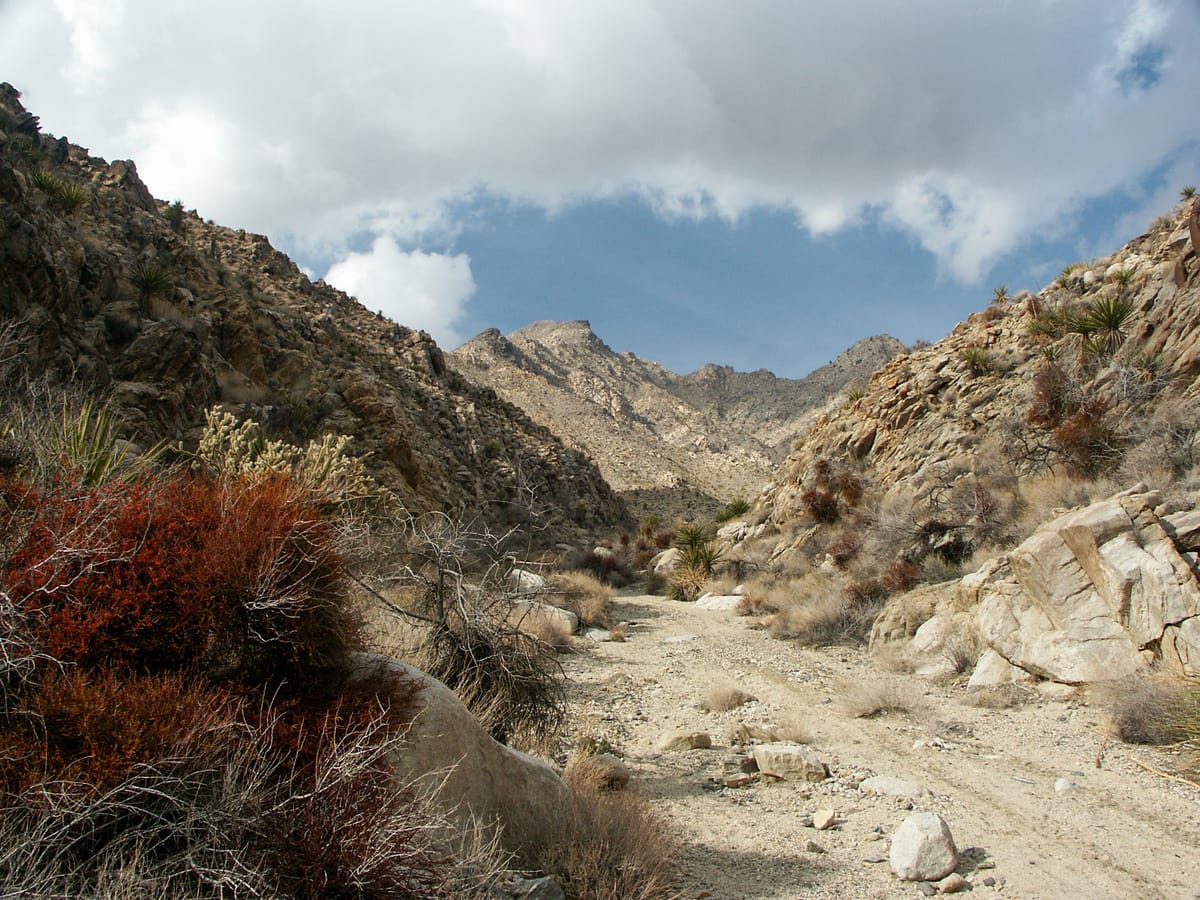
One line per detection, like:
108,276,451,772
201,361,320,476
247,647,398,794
562,593,1200,900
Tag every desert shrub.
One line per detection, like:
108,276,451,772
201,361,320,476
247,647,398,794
195,407,386,512
770,591,880,646
1053,397,1123,477
548,570,612,627
1,473,359,688
880,561,921,594
574,548,636,587
1026,361,1080,430
517,787,677,900
959,346,992,375
703,683,757,712
1098,675,1196,745
837,471,864,507
652,528,675,549
839,678,922,719
385,514,567,747
802,488,839,524
961,683,1035,709
827,532,863,569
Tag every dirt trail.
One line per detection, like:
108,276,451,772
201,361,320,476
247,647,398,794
561,594,1200,900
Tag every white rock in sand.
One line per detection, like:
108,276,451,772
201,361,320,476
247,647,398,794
889,812,959,881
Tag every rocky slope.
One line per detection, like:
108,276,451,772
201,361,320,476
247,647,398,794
0,84,627,537
451,320,902,518
757,197,1200,539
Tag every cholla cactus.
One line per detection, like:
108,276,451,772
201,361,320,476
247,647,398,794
195,407,393,510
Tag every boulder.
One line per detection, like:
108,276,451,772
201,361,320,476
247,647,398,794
971,490,1200,683
695,593,742,611
512,600,579,635
508,567,548,593
649,547,683,575
967,647,1037,689
350,655,570,853
889,812,959,882
752,743,829,782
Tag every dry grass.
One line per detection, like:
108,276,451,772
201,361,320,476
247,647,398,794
549,570,613,628
1095,675,1196,745
940,634,982,676
515,786,678,900
704,571,740,596
510,608,574,653
702,682,757,712
607,624,627,642
961,682,1036,709
873,645,917,674
838,678,924,719
768,584,881,646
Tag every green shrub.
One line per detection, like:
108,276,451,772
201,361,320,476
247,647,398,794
959,346,992,375
29,168,88,211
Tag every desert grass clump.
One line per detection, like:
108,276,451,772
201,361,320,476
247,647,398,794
959,346,992,375
1096,675,1195,745
516,787,677,900
961,682,1035,709
839,678,923,719
549,569,613,627
715,496,750,523
703,682,757,713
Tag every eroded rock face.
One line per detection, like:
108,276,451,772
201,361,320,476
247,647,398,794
971,488,1200,683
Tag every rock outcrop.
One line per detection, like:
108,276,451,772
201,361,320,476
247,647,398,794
451,320,903,519
965,486,1200,683
0,85,627,539
756,198,1200,543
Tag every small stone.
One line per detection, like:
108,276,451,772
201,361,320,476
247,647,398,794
805,839,825,854
862,854,888,864
812,808,837,830
723,774,753,788
511,874,565,899
1054,777,1080,793
656,730,713,752
938,873,969,893
982,876,996,887
917,883,938,897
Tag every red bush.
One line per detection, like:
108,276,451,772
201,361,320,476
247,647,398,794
827,532,863,570
802,489,839,524
837,472,864,507
1,473,356,688
881,561,921,595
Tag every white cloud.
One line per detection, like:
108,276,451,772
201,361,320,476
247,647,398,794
1,0,1198,283
323,239,475,346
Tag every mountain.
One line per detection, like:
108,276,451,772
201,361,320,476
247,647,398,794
450,319,903,519
0,84,628,538
752,195,1200,562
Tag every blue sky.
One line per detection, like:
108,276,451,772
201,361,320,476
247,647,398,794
2,1,1198,378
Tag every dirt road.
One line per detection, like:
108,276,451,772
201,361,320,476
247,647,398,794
562,593,1200,899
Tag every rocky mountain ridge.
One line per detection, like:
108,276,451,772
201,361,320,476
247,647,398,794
451,319,903,518
0,84,628,537
757,196,1200,546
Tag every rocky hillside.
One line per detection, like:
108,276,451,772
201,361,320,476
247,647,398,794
0,84,628,537
755,196,1200,555
451,320,902,518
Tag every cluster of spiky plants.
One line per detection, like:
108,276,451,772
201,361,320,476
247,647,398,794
126,257,175,299
667,522,722,602
29,167,88,211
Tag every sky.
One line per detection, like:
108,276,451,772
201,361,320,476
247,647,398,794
2,0,1198,379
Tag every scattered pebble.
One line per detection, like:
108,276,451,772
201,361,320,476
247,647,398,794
812,807,837,830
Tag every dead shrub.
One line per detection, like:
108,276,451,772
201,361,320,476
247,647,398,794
827,532,863,570
770,592,880,646
940,634,982,676
703,682,757,712
802,488,839,524
838,678,923,719
880,561,921,594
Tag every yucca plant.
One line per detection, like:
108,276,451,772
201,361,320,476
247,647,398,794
29,168,88,211
959,346,992,375
1078,294,1134,357
1182,185,1197,200
992,284,1008,306
127,258,175,299
715,496,750,523
56,399,165,487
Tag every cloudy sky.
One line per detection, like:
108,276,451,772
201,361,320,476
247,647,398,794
3,1,1198,378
